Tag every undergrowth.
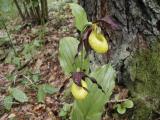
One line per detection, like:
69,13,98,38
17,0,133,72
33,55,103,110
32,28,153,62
129,41,160,120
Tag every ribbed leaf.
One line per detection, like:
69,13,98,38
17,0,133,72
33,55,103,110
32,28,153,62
71,65,116,120
59,37,89,75
69,3,89,31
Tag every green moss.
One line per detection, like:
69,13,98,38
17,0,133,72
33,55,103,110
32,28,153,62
133,100,152,120
128,41,160,120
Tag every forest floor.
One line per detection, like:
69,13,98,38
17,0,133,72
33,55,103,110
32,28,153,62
0,2,131,120
1,0,160,119
0,6,78,120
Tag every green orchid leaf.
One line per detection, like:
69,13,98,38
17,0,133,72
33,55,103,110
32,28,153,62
69,3,89,32
59,37,89,75
59,37,78,75
123,99,134,108
117,104,126,114
71,64,116,120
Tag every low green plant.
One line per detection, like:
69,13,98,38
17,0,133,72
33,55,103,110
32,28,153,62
1,15,18,66
4,69,58,109
115,99,134,114
4,39,43,68
59,103,72,119
58,3,117,120
5,50,21,68
20,70,41,87
22,39,43,61
37,84,58,103
3,87,28,110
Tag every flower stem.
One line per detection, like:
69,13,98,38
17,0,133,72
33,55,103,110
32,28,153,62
1,18,17,55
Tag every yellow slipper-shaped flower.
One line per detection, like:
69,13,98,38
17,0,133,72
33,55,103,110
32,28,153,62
71,80,88,100
89,24,109,53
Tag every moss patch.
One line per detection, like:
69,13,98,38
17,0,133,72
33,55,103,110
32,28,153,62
156,0,160,6
128,41,160,120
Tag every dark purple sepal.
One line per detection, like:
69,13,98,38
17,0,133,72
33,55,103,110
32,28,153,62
97,16,120,30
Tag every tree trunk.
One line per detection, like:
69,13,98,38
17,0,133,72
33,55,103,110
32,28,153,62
79,0,160,66
44,0,48,20
78,0,160,81
23,2,30,18
15,0,48,24
79,0,160,119
40,0,48,22
14,0,25,21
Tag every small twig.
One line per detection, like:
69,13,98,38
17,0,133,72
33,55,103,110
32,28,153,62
13,75,17,85
107,99,128,103
23,75,33,85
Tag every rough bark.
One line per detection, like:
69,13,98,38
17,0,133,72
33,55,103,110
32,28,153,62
79,0,160,82
40,0,48,22
79,0,160,119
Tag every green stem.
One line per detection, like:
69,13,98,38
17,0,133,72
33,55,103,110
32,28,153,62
80,45,84,70
1,18,17,55
80,31,85,71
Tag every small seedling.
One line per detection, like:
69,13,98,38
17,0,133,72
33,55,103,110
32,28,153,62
116,99,134,114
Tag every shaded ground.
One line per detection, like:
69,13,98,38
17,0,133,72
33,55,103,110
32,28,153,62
0,1,149,120
0,6,77,120
0,5,131,120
